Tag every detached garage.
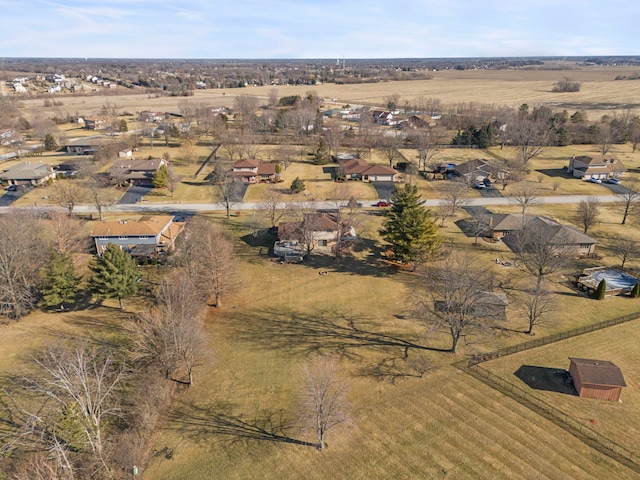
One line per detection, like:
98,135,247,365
568,358,626,402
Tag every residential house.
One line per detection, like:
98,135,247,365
229,158,277,183
83,116,111,130
569,358,626,401
482,214,597,255
337,156,397,182
567,155,626,181
405,115,437,129
277,212,356,254
110,158,167,186
453,159,499,183
0,161,56,186
371,110,396,126
90,215,184,255
65,137,112,155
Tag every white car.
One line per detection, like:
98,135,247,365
607,178,621,185
474,182,486,189
588,178,602,184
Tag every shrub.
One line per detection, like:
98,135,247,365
594,279,607,300
552,77,581,92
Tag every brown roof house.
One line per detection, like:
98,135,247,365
0,161,56,186
337,157,397,182
482,214,597,256
277,212,356,255
90,215,184,256
110,158,167,186
569,358,626,401
229,158,277,183
567,155,626,181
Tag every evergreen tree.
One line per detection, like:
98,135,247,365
43,133,58,151
313,137,330,165
630,282,640,298
380,184,441,267
153,164,169,188
39,251,80,310
290,176,305,193
594,279,607,300
88,244,138,309
119,119,128,132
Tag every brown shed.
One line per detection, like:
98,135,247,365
569,358,626,401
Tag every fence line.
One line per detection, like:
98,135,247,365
453,310,640,473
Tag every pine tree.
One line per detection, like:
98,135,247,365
153,164,169,188
291,176,305,193
630,282,640,298
43,133,58,151
380,183,441,268
594,278,607,300
39,252,80,310
313,138,330,165
88,244,138,309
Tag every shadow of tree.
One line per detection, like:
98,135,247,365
358,354,434,384
167,401,315,448
233,308,450,359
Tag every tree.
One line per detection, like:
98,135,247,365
43,133,58,151
290,176,306,193
576,197,600,233
178,218,240,308
118,119,128,132
153,163,169,188
630,282,640,298
299,356,349,451
128,270,207,386
39,251,79,310
594,279,607,300
610,236,639,268
46,211,90,256
380,184,441,267
515,278,556,335
510,184,541,214
552,77,581,92
408,127,442,172
0,212,48,319
313,137,330,165
233,94,260,132
418,252,496,352
618,177,640,224
52,181,86,216
88,243,138,310
379,136,399,167
508,114,554,164
439,181,470,222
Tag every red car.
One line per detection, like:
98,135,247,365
374,200,392,207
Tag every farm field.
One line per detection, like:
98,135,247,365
482,318,640,460
139,213,640,479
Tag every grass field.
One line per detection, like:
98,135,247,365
482,318,640,459
133,213,640,479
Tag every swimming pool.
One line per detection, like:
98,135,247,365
590,269,639,289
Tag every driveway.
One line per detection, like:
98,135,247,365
371,181,396,200
118,185,153,205
600,182,631,195
476,186,503,198
463,206,492,217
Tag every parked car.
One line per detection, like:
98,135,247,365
374,200,392,207
482,177,493,187
588,178,602,184
607,178,621,185
474,182,487,189
4,185,16,192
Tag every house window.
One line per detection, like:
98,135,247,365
580,244,591,248
139,236,149,240
118,236,128,240
98,236,108,240
318,240,328,247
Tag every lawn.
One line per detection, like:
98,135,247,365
139,213,640,479
482,318,640,459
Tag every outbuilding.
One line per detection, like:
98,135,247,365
568,358,626,401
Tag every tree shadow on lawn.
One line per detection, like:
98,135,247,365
536,168,573,179
514,365,578,396
167,401,315,448
233,308,450,360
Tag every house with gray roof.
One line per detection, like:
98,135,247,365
0,161,56,186
567,155,626,181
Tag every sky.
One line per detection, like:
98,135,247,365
0,0,638,59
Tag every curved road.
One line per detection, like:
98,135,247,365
0,194,626,216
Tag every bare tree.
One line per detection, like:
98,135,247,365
576,196,600,233
52,181,87,216
595,120,618,155
515,278,556,335
260,186,291,227
84,174,115,221
179,134,198,164
417,252,496,353
508,114,554,164
618,177,640,225
233,94,260,132
268,88,279,107
439,181,470,221
379,136,400,167
494,159,526,191
16,342,126,476
128,271,207,386
179,218,240,308
0,212,49,319
510,184,541,214
276,143,295,170
408,127,442,172
610,236,640,268
299,356,349,451
46,211,91,256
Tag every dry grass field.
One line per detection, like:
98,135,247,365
138,213,640,480
15,66,640,124
483,318,640,459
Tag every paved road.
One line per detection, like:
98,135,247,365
0,194,629,216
